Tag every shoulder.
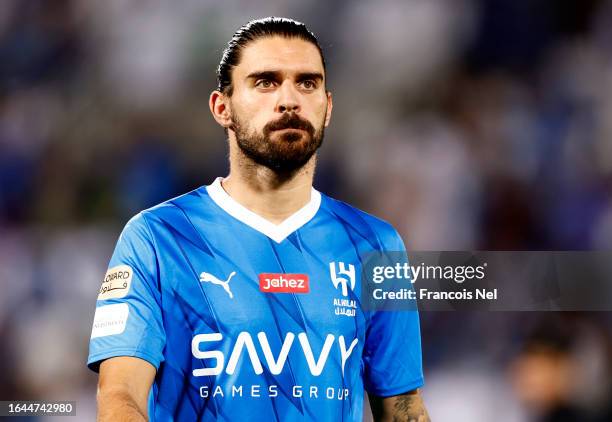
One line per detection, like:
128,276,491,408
120,186,208,239
109,187,209,273
142,186,206,218
131,185,210,226
319,192,404,250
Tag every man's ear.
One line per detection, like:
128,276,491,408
324,91,333,127
209,90,232,128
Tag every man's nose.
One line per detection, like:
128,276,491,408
276,81,300,113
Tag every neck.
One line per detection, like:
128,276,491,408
221,141,316,225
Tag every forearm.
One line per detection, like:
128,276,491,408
370,389,431,422
97,388,148,422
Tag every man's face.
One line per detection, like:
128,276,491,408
226,36,332,173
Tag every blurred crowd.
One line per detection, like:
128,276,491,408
0,0,611,421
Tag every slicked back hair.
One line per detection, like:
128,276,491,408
217,17,326,96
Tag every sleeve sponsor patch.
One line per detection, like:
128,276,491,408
98,265,133,300
91,303,129,338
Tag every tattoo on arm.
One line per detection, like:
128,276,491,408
369,390,430,422
392,393,430,422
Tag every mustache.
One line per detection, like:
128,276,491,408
264,113,314,134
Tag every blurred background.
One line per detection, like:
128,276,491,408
0,0,611,421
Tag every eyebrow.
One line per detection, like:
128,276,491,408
246,70,324,83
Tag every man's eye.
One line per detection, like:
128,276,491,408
256,80,273,88
302,80,316,89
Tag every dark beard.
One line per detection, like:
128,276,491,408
230,112,325,173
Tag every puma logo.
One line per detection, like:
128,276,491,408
199,271,236,299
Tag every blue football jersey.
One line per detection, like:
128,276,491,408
88,178,424,421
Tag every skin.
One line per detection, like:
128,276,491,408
97,357,154,421
369,390,431,422
97,35,428,422
209,36,332,224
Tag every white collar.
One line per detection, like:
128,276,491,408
206,177,321,243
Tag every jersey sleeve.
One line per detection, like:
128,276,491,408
363,228,424,396
87,212,166,372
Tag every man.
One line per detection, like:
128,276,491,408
88,17,429,422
